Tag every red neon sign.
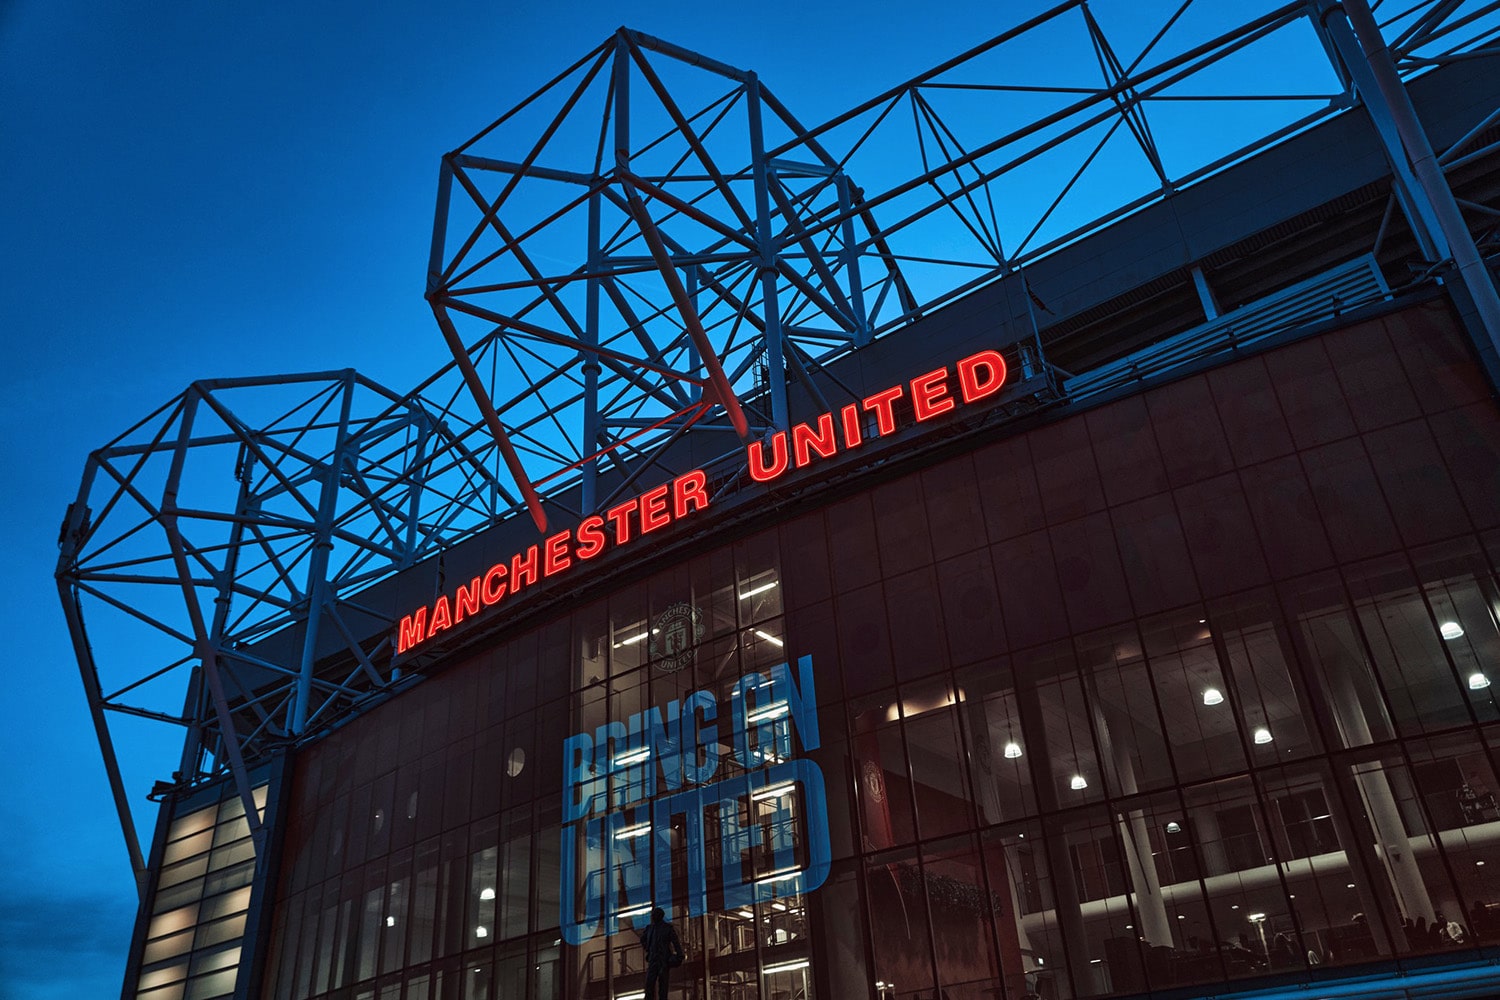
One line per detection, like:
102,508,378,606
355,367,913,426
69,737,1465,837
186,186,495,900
747,348,1007,483
396,470,711,654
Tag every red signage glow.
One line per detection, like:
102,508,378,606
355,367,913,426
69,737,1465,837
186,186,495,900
746,348,1007,484
397,470,711,654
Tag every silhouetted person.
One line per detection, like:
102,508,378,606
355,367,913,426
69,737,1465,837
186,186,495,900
1469,900,1489,939
1270,932,1297,968
640,906,684,1000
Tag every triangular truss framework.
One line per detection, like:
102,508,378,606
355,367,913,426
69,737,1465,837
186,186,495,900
57,0,1500,894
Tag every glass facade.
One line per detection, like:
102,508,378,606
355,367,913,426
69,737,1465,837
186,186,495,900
263,299,1500,1000
133,781,270,1000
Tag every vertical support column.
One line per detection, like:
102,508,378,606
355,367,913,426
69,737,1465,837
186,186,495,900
583,188,603,514
400,405,430,567
290,372,356,735
1322,0,1500,370
747,76,790,431
1190,265,1220,321
686,264,702,399
1313,621,1436,925
1315,3,1446,262
837,174,871,347
1090,697,1173,948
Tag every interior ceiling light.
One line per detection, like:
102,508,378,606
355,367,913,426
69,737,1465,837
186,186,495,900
1253,727,1273,745
1202,687,1224,706
1004,741,1024,759
1441,621,1465,640
1470,672,1491,690
739,581,778,600
1070,774,1088,790
1166,821,1182,834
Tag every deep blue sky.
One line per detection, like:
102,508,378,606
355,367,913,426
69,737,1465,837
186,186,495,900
0,1,1331,995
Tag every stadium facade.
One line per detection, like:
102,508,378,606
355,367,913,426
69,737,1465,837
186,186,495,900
61,4,1500,1000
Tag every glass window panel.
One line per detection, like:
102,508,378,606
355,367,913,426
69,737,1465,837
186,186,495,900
957,659,1037,824
1342,558,1469,737
902,695,973,840
408,838,439,965
143,929,195,965
1112,791,1229,993
532,802,562,935
153,878,206,916
1256,762,1392,966
199,886,251,923
494,939,527,999
1352,741,1487,952
193,914,246,952
1282,571,1397,748
206,838,254,874
982,822,1073,1000
287,889,319,1000
183,968,237,1000
531,934,562,1000
158,854,210,891
1179,776,1300,973
1140,610,1247,784
357,865,387,983
850,717,916,849
136,982,186,1000
1077,624,1176,795
436,828,470,958
1051,807,1147,998
1214,590,1322,761
382,866,412,975
921,835,999,992
499,807,532,941
808,860,869,999
866,846,935,1000
1413,539,1500,724
162,829,214,867
1022,647,1104,809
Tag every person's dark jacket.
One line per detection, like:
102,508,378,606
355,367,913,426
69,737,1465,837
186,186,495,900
641,921,683,967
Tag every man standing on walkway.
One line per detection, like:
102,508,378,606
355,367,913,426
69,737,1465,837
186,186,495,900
640,906,685,1000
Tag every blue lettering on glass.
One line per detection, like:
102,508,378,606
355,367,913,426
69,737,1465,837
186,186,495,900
559,654,830,946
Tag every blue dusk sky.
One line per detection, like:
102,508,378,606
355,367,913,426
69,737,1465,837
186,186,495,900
0,1,1357,996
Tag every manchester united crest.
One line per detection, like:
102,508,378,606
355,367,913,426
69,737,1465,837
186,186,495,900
649,602,704,673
